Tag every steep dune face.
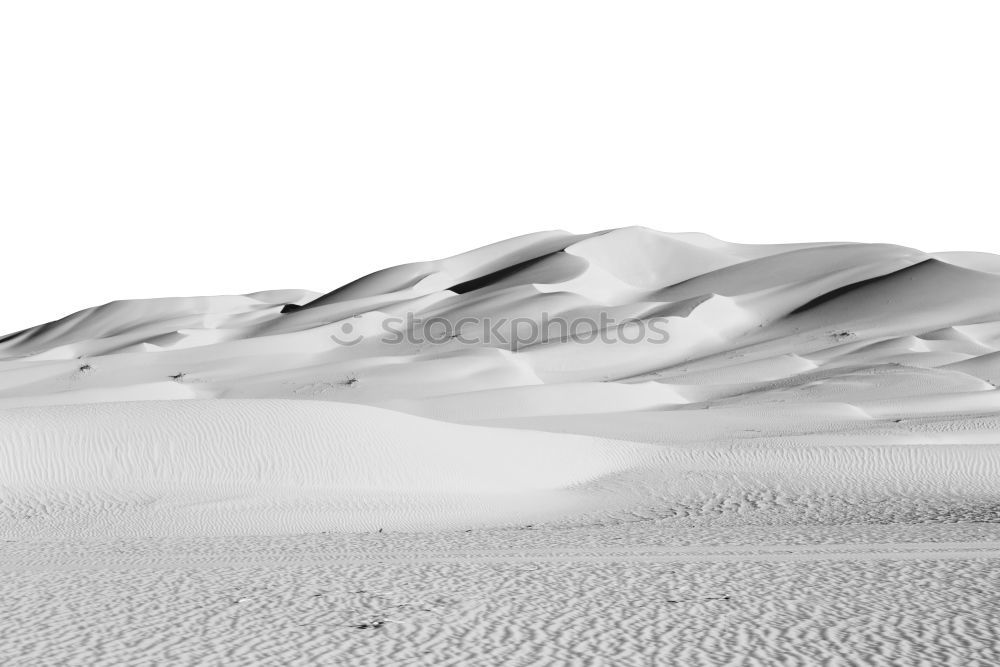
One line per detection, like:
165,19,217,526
2,226,999,413
2,227,1000,534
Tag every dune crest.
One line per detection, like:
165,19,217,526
1,227,999,412
2,228,1000,535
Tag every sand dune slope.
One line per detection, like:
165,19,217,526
0,399,660,537
3,229,1000,665
1,227,999,535
2,227,999,417
2,397,998,538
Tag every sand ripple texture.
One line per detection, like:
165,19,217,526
2,398,999,537
3,229,1000,664
1,525,999,666
0,399,655,537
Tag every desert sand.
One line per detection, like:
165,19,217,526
1,227,999,665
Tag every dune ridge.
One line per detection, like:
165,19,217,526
3,228,1000,666
2,227,999,414
2,227,1000,535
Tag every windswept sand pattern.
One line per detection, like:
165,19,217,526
3,228,1000,418
2,399,1000,536
1,531,998,666
2,229,1000,664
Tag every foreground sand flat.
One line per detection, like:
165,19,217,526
1,524,998,666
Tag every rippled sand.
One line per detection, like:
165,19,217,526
3,229,1000,663
2,524,998,666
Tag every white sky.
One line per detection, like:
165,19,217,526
1,2,998,335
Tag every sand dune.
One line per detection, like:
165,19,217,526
0,399,661,537
3,227,1000,525
2,227,1000,664
4,227,1000,413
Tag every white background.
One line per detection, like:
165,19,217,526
1,2,998,334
